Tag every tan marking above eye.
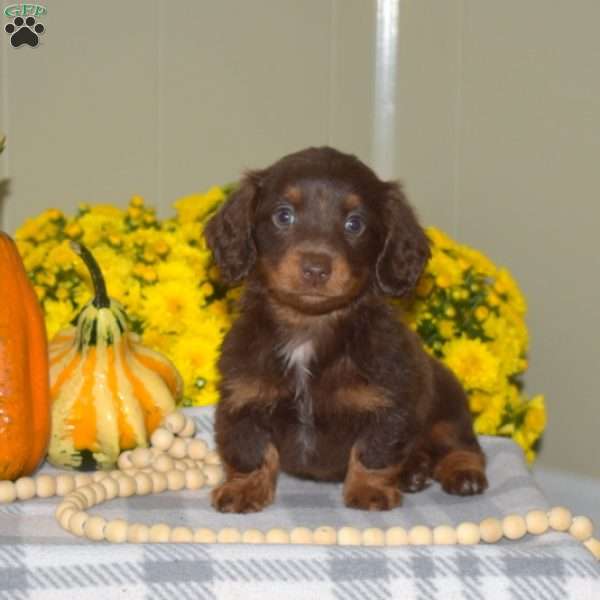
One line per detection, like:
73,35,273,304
283,186,303,206
343,193,363,211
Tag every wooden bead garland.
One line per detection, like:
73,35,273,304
1,411,599,560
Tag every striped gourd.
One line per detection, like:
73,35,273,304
48,243,182,470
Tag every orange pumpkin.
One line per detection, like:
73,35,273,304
0,232,51,480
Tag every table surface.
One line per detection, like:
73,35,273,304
1,407,599,600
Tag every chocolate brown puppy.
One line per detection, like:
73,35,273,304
204,146,487,513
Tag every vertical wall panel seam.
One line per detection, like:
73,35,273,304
372,0,400,180
452,0,465,238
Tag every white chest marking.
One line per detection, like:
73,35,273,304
279,339,316,460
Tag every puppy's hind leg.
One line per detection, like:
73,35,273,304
428,378,488,496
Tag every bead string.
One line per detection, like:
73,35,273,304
0,411,599,557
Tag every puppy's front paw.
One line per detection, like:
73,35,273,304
344,482,402,511
211,472,275,513
440,469,488,496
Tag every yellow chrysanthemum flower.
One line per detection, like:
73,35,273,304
443,337,501,392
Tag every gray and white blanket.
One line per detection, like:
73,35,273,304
1,407,598,599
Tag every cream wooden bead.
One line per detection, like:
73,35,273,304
194,528,217,544
153,454,174,473
127,523,150,544
242,529,265,544
217,528,242,543
480,517,503,543
168,438,188,459
55,474,76,496
290,527,313,545
433,525,457,545
150,427,174,451
150,471,168,494
166,470,185,491
526,510,549,535
338,527,361,546
89,483,106,504
179,417,197,439
99,477,119,500
148,523,171,543
117,475,136,498
570,516,594,541
171,526,194,543
15,477,37,501
503,515,527,540
313,526,337,545
385,527,408,546
35,474,57,498
118,451,134,470
548,506,573,532
203,465,224,487
409,525,432,545
205,450,221,466
76,486,97,507
55,501,75,519
74,473,92,488
91,471,108,482
84,516,107,541
584,537,600,559
165,412,186,435
65,492,87,510
58,507,77,530
265,528,290,544
456,522,480,545
0,481,17,504
187,439,208,461
185,469,205,490
362,528,385,546
68,511,89,536
131,448,153,469
133,472,153,496
105,519,129,543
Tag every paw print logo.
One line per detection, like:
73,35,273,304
5,16,45,48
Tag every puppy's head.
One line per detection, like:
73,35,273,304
205,147,430,314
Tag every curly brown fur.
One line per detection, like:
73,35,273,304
205,146,487,512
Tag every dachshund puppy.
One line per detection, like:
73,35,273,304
204,146,487,513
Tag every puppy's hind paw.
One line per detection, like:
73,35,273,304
441,469,488,496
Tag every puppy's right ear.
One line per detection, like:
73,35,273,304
204,170,264,284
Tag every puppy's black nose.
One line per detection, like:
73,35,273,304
301,253,332,285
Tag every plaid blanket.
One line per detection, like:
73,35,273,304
1,406,598,599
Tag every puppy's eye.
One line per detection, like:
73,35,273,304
272,206,296,229
344,214,365,236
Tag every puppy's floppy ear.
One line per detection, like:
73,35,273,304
204,170,264,284
375,182,430,297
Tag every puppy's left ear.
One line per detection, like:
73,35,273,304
204,170,264,284
375,182,430,297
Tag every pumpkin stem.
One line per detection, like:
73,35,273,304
70,242,111,309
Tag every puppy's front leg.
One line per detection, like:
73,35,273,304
212,409,279,513
343,415,413,511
